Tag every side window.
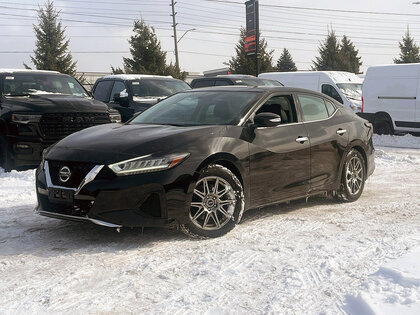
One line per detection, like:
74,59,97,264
321,84,343,104
325,100,336,116
298,94,329,122
110,81,127,102
255,95,297,124
193,80,214,88
214,80,233,86
93,80,113,102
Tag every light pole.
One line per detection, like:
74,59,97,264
178,28,196,44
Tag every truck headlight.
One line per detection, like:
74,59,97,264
108,109,121,123
108,153,190,176
12,114,42,123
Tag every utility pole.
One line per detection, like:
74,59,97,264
255,0,259,77
170,0,180,72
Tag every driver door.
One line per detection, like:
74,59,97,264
248,94,311,207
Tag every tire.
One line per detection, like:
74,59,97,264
180,164,244,238
374,120,393,135
0,136,14,172
336,149,366,202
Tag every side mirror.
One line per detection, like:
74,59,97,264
113,90,130,107
254,112,282,127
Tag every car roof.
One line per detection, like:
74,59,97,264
184,85,327,94
100,74,174,80
0,69,61,74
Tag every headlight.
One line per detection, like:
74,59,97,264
108,153,190,176
108,109,121,123
12,114,42,123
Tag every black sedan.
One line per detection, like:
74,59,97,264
35,86,375,238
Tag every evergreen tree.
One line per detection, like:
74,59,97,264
111,66,124,74
312,31,342,71
276,48,297,72
339,35,362,73
394,28,420,64
228,27,273,75
123,20,168,75
30,1,76,75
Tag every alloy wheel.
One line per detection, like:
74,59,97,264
189,176,237,231
345,156,364,196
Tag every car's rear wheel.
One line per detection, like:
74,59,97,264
0,136,14,172
180,164,244,238
336,149,366,202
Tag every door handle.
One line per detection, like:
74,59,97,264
295,136,309,143
337,129,347,135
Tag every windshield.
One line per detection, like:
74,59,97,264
232,78,282,86
129,79,190,98
336,83,362,101
1,73,88,97
131,91,261,126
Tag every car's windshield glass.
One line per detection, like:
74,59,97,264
336,83,362,101
1,73,88,97
129,79,190,98
131,91,261,126
233,78,282,86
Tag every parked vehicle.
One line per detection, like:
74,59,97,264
259,71,363,113
190,75,283,88
0,69,121,171
92,74,191,122
360,63,420,135
35,86,375,238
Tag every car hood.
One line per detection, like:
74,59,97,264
47,123,225,164
2,94,108,113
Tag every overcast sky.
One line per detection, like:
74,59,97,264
0,0,419,74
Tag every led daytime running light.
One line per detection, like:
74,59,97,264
108,153,189,175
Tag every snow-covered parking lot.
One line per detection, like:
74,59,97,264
0,135,419,314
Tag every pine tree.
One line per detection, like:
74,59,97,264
312,31,342,71
228,27,273,75
30,1,76,75
339,35,362,73
123,19,168,75
276,48,297,72
394,28,420,64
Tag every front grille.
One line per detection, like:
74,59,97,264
48,160,97,188
40,112,110,139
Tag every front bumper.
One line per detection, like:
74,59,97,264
7,135,54,167
35,161,194,228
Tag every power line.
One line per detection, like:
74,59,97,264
202,0,420,17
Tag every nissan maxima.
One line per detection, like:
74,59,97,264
35,86,375,238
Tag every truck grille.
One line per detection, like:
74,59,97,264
40,112,110,139
48,160,97,188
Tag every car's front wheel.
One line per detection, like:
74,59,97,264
336,149,366,202
180,164,244,238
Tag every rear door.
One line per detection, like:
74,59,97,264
296,93,349,192
248,93,311,207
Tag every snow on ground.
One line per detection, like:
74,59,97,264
373,133,420,149
0,135,419,314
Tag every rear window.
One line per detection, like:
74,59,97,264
129,79,190,97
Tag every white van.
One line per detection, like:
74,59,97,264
361,63,420,135
259,71,363,112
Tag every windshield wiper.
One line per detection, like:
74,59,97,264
5,93,30,97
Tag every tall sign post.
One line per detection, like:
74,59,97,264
245,0,259,76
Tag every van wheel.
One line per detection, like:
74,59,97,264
0,136,14,172
374,120,393,135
